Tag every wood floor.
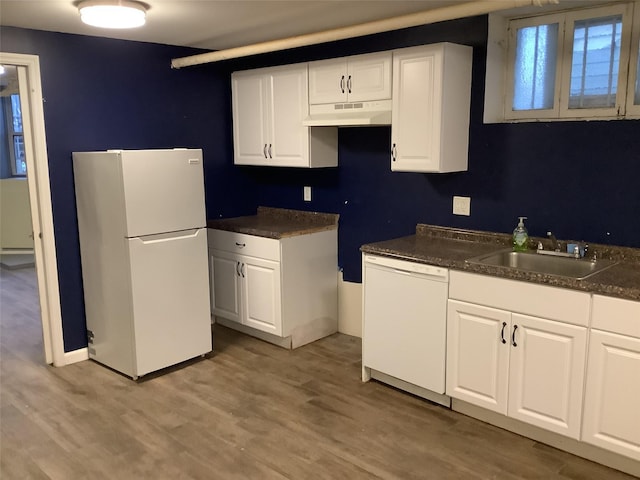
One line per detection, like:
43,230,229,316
1,267,636,479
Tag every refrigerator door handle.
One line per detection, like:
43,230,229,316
133,229,201,244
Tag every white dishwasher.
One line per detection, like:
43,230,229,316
362,254,450,406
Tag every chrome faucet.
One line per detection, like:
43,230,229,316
547,231,561,252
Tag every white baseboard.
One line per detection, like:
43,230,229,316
62,347,89,366
338,273,362,338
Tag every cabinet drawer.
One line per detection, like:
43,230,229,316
209,229,280,261
592,295,640,338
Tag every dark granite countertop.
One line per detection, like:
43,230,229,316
207,206,339,239
361,224,640,302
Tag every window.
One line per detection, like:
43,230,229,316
505,3,638,120
568,14,622,109
1,93,26,176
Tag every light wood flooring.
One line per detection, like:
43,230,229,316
1,266,637,479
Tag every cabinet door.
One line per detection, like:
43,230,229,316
391,46,442,172
232,71,270,166
309,58,347,104
508,314,587,439
446,300,511,414
347,52,392,102
269,66,310,167
241,256,282,336
210,250,242,324
582,330,640,460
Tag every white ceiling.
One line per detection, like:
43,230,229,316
0,0,472,51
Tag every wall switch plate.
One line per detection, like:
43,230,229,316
304,186,312,202
453,196,471,216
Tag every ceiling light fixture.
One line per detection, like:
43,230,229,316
78,0,148,29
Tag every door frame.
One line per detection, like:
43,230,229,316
1,52,66,366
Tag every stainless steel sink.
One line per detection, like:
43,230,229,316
466,249,616,280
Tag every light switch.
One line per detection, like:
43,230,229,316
453,196,471,216
304,186,312,202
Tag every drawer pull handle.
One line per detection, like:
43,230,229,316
235,242,246,248
263,144,268,158
340,75,345,93
236,261,241,277
501,322,507,344
347,75,352,93
391,143,397,162
240,263,245,278
511,324,518,347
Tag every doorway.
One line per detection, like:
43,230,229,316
0,52,64,366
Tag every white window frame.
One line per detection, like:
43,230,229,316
499,1,639,122
505,12,565,120
626,2,640,116
559,3,634,118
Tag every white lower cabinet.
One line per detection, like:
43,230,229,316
447,272,589,439
507,313,587,438
208,228,338,348
446,300,510,413
211,248,281,335
581,295,640,461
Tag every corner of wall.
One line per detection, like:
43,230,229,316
338,270,362,338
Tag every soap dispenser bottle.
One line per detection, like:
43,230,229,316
513,217,529,252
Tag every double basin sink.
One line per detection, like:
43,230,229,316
466,249,616,280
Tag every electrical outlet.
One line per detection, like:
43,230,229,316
304,186,312,202
453,196,471,216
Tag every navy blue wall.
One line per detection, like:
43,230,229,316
223,16,640,283
2,15,639,352
0,27,256,351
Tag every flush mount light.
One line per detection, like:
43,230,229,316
78,0,148,29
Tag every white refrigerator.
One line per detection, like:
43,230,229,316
73,148,212,379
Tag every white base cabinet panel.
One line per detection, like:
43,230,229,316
209,228,337,348
446,300,510,414
582,330,640,460
582,295,640,461
507,313,587,439
447,272,589,440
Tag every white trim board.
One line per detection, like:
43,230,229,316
0,52,66,367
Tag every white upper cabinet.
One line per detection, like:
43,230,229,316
308,52,392,104
391,43,472,173
232,64,337,168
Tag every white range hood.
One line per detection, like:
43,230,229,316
302,100,392,127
